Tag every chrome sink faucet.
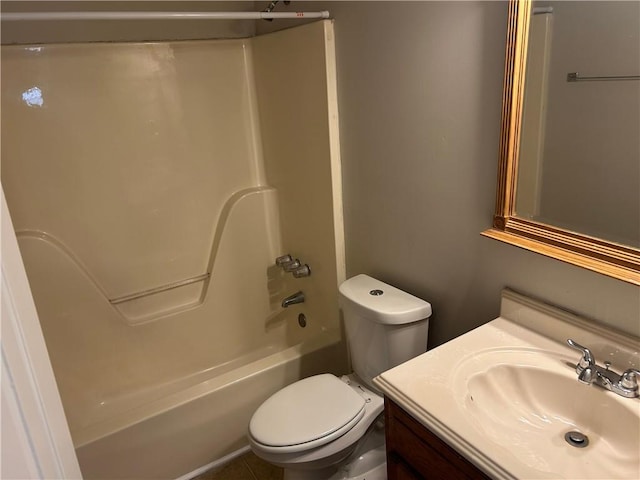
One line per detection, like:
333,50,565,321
567,339,640,399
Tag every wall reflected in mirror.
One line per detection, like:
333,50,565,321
516,1,639,249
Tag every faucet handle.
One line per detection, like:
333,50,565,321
292,264,311,278
566,339,596,368
282,259,301,272
276,254,293,266
620,368,640,390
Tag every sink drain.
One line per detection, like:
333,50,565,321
564,431,589,448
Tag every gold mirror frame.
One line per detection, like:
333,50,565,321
482,0,640,286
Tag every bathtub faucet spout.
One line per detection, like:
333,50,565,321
282,291,305,308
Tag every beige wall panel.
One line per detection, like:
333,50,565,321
16,188,291,435
2,25,346,460
2,40,261,307
2,38,289,432
251,20,345,340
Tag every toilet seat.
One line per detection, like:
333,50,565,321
249,374,366,454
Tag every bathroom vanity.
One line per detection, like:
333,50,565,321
384,397,488,479
374,289,640,480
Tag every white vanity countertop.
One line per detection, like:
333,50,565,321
373,289,640,480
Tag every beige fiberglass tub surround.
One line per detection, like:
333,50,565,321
1,21,346,479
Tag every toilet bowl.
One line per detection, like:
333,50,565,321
249,374,383,479
248,275,432,480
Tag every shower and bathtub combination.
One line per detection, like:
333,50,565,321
1,20,346,479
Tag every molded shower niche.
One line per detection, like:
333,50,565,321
16,187,283,325
1,20,346,480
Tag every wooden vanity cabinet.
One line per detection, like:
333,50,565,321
384,397,490,480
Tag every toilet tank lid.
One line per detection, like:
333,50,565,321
339,274,432,325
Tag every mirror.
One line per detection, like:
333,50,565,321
482,0,640,285
517,1,639,248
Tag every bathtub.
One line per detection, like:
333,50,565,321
75,329,347,479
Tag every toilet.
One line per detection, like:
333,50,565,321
248,274,432,480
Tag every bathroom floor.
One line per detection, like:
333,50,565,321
192,452,284,480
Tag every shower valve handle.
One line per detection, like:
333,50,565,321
282,259,301,272
275,254,293,266
293,265,311,278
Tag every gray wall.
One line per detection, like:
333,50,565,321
259,1,639,347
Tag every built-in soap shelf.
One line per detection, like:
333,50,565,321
16,229,211,325
108,273,210,305
110,275,209,325
15,186,282,326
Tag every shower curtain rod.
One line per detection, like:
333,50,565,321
1,11,330,21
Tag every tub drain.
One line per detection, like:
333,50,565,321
564,431,589,448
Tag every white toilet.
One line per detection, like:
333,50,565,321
248,274,432,480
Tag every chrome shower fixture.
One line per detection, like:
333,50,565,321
275,254,293,266
275,254,311,278
281,290,305,308
292,265,311,278
283,259,301,272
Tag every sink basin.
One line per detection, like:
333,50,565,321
374,289,640,480
453,349,640,479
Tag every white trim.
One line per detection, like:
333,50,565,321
1,188,82,479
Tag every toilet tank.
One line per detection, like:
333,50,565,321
338,275,432,390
